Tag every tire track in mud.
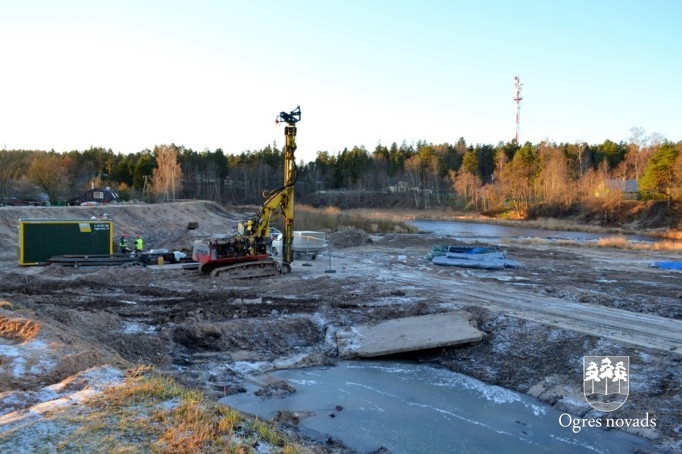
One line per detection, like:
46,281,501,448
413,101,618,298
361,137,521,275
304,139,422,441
378,270,682,354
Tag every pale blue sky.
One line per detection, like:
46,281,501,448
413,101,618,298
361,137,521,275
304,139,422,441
1,0,680,163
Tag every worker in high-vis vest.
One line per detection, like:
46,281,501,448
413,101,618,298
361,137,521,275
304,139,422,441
135,235,144,253
119,234,130,253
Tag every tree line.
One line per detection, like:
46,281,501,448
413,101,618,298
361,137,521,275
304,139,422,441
1,127,680,218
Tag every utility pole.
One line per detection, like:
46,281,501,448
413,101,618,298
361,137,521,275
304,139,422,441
143,175,151,203
513,75,523,143
171,165,176,202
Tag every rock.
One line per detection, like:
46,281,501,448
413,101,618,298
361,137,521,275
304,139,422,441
254,380,296,399
172,323,222,349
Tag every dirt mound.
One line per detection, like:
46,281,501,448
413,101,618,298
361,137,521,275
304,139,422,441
0,314,40,342
328,228,373,248
0,201,244,256
0,307,128,393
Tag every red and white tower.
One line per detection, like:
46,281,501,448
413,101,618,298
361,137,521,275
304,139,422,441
513,76,523,143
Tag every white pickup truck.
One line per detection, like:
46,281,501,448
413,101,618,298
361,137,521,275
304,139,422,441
271,230,327,260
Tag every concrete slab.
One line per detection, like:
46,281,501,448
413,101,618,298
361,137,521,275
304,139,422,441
335,311,484,358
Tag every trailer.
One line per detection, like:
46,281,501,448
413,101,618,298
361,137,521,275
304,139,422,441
271,230,326,260
18,219,114,265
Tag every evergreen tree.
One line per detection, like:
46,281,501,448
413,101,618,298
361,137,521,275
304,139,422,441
639,142,679,203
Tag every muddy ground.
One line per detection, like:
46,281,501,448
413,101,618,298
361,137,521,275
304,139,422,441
0,202,680,452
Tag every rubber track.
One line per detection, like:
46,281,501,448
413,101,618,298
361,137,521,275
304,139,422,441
210,260,283,279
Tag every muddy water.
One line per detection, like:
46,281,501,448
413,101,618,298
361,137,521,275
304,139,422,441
223,361,648,453
408,220,660,243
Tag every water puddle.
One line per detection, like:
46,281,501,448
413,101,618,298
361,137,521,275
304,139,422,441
407,220,660,243
222,360,648,453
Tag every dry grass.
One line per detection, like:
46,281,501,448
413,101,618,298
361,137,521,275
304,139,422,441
512,234,682,252
343,207,460,222
0,299,12,310
285,205,419,233
649,240,682,252
476,216,634,235
521,217,612,233
596,235,632,249
0,315,40,342
662,230,682,241
596,235,682,251
52,367,306,453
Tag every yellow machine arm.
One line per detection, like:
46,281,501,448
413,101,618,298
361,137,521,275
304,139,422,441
239,106,300,264
194,107,301,278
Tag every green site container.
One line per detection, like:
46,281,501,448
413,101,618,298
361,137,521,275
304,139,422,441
18,219,114,265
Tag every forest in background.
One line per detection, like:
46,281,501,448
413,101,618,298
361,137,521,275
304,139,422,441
1,127,681,228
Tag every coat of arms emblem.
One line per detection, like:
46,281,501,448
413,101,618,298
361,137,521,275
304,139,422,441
583,356,629,412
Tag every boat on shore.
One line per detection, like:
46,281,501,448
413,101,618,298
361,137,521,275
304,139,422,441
427,245,520,270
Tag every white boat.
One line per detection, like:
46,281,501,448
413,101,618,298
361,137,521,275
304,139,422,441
428,245,519,269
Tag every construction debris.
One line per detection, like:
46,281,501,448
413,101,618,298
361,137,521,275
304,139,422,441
335,311,484,358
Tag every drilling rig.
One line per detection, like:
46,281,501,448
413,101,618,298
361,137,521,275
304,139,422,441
192,106,301,278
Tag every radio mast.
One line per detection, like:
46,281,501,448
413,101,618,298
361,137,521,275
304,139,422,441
513,76,523,143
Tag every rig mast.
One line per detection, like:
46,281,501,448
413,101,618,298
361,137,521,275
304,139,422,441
513,76,523,143
275,106,301,265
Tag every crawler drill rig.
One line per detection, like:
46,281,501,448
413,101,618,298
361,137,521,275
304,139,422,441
192,106,301,278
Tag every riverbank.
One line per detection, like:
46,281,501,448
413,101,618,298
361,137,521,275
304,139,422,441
0,202,680,452
336,200,682,240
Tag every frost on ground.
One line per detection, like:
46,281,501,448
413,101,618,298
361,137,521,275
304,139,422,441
0,312,127,452
0,364,125,436
0,202,681,452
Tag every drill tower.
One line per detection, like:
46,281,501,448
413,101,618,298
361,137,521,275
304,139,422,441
276,106,301,265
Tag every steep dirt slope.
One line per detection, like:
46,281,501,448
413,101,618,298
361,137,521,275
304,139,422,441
0,201,248,262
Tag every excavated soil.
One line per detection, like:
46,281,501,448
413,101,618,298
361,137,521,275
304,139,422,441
0,201,680,452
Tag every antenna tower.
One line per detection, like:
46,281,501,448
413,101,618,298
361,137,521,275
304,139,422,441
513,76,523,143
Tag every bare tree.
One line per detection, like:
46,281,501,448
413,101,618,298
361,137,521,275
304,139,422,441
0,149,21,204
536,145,572,207
580,166,603,206
477,183,501,212
451,169,481,209
627,128,644,180
152,145,184,202
427,152,443,206
492,149,509,205
27,152,71,203
404,154,423,208
498,149,536,218
202,159,222,202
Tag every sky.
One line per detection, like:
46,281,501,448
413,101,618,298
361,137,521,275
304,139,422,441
1,0,680,163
